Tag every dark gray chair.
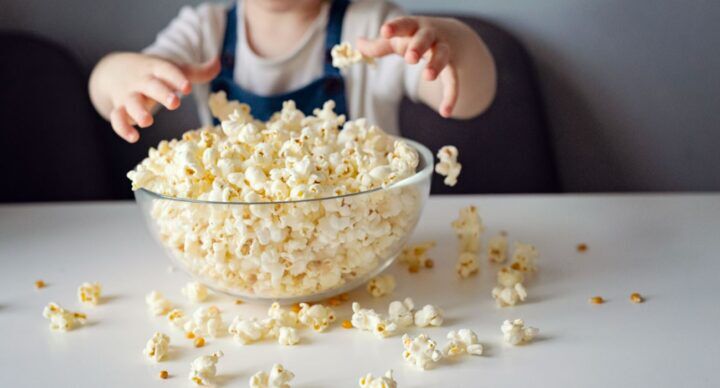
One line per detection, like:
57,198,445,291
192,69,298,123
400,16,559,194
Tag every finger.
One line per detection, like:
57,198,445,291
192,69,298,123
125,93,154,128
152,61,191,95
381,17,420,39
439,65,459,118
180,56,221,84
356,37,395,58
110,107,139,143
140,77,180,110
406,28,436,64
424,42,450,81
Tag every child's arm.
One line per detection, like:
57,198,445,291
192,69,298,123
358,16,496,119
88,53,219,143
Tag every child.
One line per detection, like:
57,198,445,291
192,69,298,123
89,0,496,143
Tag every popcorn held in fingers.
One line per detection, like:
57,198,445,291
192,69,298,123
77,282,102,305
366,274,396,297
435,146,462,187
331,42,375,69
298,303,336,332
398,241,436,273
388,297,415,328
143,332,170,362
146,291,172,316
185,306,224,338
497,266,525,288
182,281,209,303
501,319,539,345
228,316,269,345
402,334,443,370
492,283,528,307
414,305,444,327
456,251,480,278
189,350,223,386
250,363,295,388
451,205,484,253
487,234,508,263
358,370,397,388
277,326,300,346
351,302,397,339
42,302,86,331
167,309,187,330
444,329,484,357
510,242,539,273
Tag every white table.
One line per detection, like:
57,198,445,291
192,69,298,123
1,195,719,387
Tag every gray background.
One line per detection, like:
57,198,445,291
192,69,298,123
1,0,718,192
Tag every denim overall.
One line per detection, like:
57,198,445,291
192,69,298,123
210,0,350,123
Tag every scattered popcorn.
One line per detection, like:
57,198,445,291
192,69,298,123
298,303,335,332
182,281,210,303
331,42,374,69
268,302,299,328
497,266,525,287
351,302,397,338
402,334,443,370
451,205,483,253
589,296,605,305
366,274,396,297
398,241,436,273
487,234,508,263
146,291,172,316
342,319,353,329
491,283,528,307
358,370,397,388
228,316,269,345
630,292,644,304
189,350,223,386
167,309,187,330
501,319,539,345
277,326,300,346
249,364,295,388
159,370,169,379
35,280,46,289
456,251,480,278
388,297,414,328
42,302,86,331
510,242,539,272
577,243,588,252
414,304,444,328
444,329,483,356
143,332,170,362
435,145,462,186
77,282,102,305
185,306,224,338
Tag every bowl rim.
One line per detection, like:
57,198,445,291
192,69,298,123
136,137,434,206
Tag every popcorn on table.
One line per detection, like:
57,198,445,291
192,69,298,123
277,326,300,346
366,274,396,297
388,297,415,328
331,42,375,69
451,205,484,253
434,145,462,187
77,282,102,305
487,234,508,263
358,370,397,388
510,242,539,272
182,281,210,303
167,308,187,330
456,251,480,278
398,241,436,273
298,303,336,332
501,319,539,345
497,266,525,288
444,329,484,356
351,302,398,339
402,334,443,370
185,306,224,338
228,316,269,345
189,350,223,386
146,291,172,316
250,363,295,388
42,302,86,331
143,332,170,362
414,304,444,328
492,283,528,307
267,302,299,328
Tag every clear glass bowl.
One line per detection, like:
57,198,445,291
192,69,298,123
135,139,433,303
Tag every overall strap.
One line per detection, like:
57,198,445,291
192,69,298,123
324,0,350,76
219,4,238,79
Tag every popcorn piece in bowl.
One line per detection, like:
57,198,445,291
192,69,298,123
444,329,484,356
189,350,223,386
501,319,539,345
388,297,415,328
331,42,375,69
366,274,396,297
358,370,397,388
487,234,508,263
146,291,172,316
510,242,539,272
398,241,436,273
143,332,170,362
42,302,86,331
402,334,443,370
456,251,480,278
182,281,209,303
250,363,295,388
77,282,102,305
435,145,462,187
491,283,528,307
414,304,444,327
298,303,335,332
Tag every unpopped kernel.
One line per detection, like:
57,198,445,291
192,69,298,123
492,283,528,307
402,334,443,370
414,304,444,328
143,332,170,362
146,291,172,316
77,282,102,305
42,302,86,331
444,329,483,356
434,146,462,187
249,364,295,388
501,319,539,345
331,42,375,69
182,281,210,303
358,370,397,388
366,274,396,297
298,303,336,332
189,350,223,386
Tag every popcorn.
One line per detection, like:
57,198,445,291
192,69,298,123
492,283,528,307
434,146,462,187
451,206,483,253
444,329,483,356
182,281,209,303
267,302,299,328
146,291,172,316
331,42,374,69
77,282,102,305
167,308,187,330
143,332,170,362
351,302,397,338
185,306,224,338
497,266,524,287
358,370,397,388
510,242,539,272
42,302,86,331
401,334,443,370
189,350,223,385
414,305,444,327
501,319,539,345
456,251,480,278
277,326,300,346
249,364,295,388
366,274,396,297
388,297,414,328
228,316,269,345
487,234,508,263
398,241,436,273
298,303,335,332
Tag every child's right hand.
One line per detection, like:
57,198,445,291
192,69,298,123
89,53,220,143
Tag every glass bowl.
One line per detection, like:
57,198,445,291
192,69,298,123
135,139,433,304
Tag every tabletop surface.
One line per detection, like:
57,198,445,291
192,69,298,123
1,194,719,387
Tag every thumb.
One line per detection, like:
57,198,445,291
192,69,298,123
180,57,221,84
